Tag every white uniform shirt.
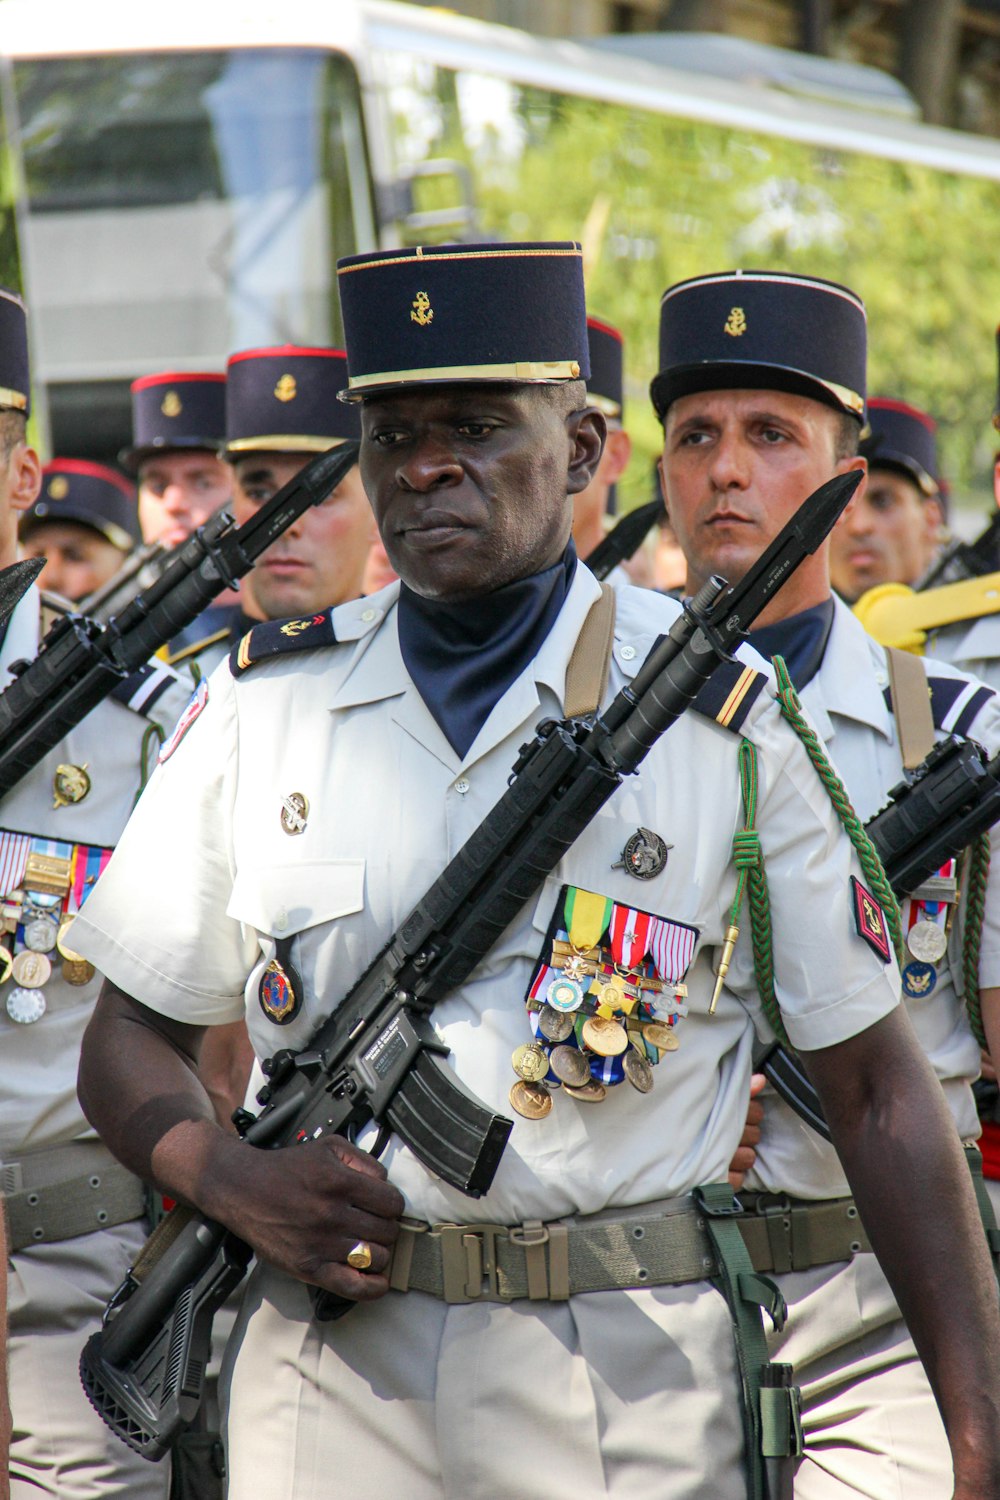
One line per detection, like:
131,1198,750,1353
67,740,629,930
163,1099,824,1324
73,568,900,1227
0,586,192,1157
927,614,1000,693
745,596,1000,1198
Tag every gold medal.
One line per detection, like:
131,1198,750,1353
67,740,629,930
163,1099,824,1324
537,1005,574,1043
509,1080,553,1120
548,1044,592,1088
581,1015,628,1057
56,919,83,962
0,945,12,984
512,1043,549,1083
52,763,91,809
12,950,51,989
642,1020,679,1051
601,981,624,1009
62,958,96,986
623,1048,654,1094
563,1079,607,1103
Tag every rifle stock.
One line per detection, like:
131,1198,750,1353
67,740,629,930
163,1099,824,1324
79,470,859,1458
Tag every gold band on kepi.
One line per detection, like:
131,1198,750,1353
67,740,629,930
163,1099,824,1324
224,434,352,455
0,386,27,412
336,241,590,399
0,287,31,419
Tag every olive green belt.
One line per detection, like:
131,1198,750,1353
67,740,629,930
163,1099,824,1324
736,1191,870,1274
2,1140,146,1252
389,1191,870,1304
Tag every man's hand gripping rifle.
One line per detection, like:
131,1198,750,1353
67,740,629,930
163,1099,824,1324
79,470,861,1461
0,440,361,801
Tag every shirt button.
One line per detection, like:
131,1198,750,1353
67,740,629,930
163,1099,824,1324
274,911,288,933
454,778,470,795
361,608,377,623
620,644,637,661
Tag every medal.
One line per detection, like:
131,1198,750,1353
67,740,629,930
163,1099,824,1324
612,827,670,881
547,975,584,1013
62,958,96,986
907,919,947,964
581,1015,628,1057
12,950,50,989
537,1005,574,1043
24,917,58,953
512,1043,549,1083
509,1080,553,1120
563,1079,606,1103
902,960,937,998
258,958,298,1024
7,986,45,1023
623,1048,654,1094
548,1044,591,1088
52,763,91,809
0,946,12,985
280,792,309,836
642,1020,679,1052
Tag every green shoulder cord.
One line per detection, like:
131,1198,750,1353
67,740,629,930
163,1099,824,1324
771,654,904,966
137,721,166,805
963,832,991,1048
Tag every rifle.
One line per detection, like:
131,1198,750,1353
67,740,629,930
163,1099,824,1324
79,469,861,1462
77,539,168,623
915,510,1000,591
759,732,1000,1140
0,557,44,627
584,497,664,582
0,441,360,802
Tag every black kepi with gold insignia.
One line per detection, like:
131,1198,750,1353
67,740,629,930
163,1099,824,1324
120,371,227,474
223,346,359,458
861,397,939,497
21,460,140,552
0,287,29,417
651,270,866,423
336,241,589,398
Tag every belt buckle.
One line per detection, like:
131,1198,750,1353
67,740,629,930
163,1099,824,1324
436,1223,510,1304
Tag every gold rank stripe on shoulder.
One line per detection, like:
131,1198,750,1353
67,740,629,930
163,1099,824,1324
229,609,338,677
716,665,759,728
854,574,1000,653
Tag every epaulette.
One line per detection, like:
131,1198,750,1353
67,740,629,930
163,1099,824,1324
691,661,768,733
166,627,232,667
854,573,1000,652
883,672,995,739
230,609,337,677
109,660,183,719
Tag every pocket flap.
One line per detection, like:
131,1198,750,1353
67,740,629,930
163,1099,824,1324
227,859,366,937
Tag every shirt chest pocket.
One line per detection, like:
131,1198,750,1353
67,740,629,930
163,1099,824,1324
226,859,367,939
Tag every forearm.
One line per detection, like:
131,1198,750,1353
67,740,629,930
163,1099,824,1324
78,981,235,1215
808,1010,1000,1487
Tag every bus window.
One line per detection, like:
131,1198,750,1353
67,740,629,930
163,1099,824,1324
373,51,1000,507
7,47,373,458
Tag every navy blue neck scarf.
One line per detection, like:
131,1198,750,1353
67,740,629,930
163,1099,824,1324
398,544,577,758
748,596,835,690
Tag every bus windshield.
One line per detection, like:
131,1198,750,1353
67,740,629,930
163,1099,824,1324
9,48,370,395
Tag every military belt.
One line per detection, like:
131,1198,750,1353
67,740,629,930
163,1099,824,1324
388,1194,720,1303
736,1191,870,1274
1,1139,145,1252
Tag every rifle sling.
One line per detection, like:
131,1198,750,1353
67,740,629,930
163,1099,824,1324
562,583,615,717
886,646,935,769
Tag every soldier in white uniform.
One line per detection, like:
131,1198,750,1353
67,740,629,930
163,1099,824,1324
0,289,192,1498
71,244,1000,1500
653,267,1000,1497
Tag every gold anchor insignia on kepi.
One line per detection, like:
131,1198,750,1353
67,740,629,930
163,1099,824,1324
410,291,433,327
53,762,91,809
280,792,309,835
274,373,297,402
161,390,182,417
724,306,747,338
47,475,69,500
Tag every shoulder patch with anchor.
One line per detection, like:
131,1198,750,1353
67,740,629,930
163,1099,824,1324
882,673,995,739
691,660,768,733
230,610,337,678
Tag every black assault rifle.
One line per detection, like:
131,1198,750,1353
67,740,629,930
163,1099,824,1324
0,441,360,802
78,469,862,1463
583,497,665,582
759,732,1000,1139
915,510,1000,591
77,540,169,623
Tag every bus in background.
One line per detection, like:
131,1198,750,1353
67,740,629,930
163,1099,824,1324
2,0,1000,507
